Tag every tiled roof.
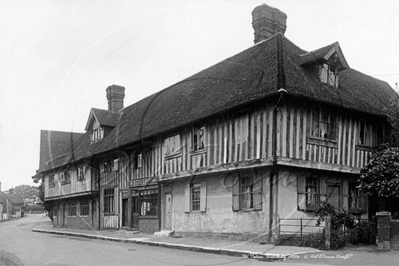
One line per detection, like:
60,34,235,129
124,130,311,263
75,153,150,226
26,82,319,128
6,194,23,204
39,130,84,171
38,33,397,172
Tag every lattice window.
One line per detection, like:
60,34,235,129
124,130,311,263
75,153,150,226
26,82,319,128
68,201,76,216
91,127,104,143
80,200,89,216
298,176,319,211
60,171,71,185
104,188,114,214
311,108,337,140
164,134,181,157
320,64,338,87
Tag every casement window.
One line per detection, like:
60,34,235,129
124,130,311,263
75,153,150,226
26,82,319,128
134,152,142,169
68,201,76,216
320,63,338,87
164,134,181,157
91,127,104,143
79,200,89,216
298,176,319,211
104,160,115,173
139,189,158,216
192,126,205,152
60,171,71,185
311,108,337,140
104,188,115,214
232,174,262,211
347,181,367,213
49,175,55,187
184,181,207,212
358,120,383,146
77,166,85,181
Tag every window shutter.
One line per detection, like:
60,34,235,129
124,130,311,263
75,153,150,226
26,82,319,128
232,176,240,211
184,182,190,213
253,176,262,211
200,181,207,212
359,191,368,212
297,175,306,211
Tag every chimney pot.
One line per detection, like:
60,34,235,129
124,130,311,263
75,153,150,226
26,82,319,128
252,4,287,44
106,85,125,112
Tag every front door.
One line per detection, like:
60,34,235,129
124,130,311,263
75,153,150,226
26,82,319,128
132,195,139,228
327,185,340,210
63,203,67,227
165,193,172,229
122,199,129,227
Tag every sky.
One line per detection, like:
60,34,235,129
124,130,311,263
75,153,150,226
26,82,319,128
0,0,398,191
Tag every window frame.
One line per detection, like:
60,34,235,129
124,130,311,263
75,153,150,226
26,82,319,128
139,189,158,217
91,126,104,143
104,188,115,215
232,174,262,212
60,170,71,185
320,63,338,87
192,126,206,153
48,175,55,187
104,160,114,173
79,200,89,216
310,108,338,141
68,201,76,216
134,152,142,169
298,176,320,212
77,166,85,181
190,183,201,211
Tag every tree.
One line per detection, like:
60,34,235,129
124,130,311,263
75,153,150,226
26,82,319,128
385,96,399,147
358,148,399,199
11,185,40,202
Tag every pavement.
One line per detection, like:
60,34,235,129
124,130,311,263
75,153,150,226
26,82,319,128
32,224,320,262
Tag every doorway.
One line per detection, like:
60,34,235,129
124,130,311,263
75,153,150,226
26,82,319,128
165,193,172,229
63,202,67,227
122,199,129,227
132,195,139,229
327,185,341,210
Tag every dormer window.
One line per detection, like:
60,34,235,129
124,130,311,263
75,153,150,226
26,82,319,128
91,127,104,143
320,63,338,87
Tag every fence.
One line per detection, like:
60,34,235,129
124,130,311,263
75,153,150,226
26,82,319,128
277,217,376,248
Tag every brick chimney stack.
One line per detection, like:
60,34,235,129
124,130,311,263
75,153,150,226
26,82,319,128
106,85,125,112
252,4,287,44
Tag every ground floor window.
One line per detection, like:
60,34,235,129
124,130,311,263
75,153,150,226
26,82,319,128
139,189,158,216
80,200,89,216
298,176,319,211
104,188,115,214
191,183,201,211
232,174,262,211
68,201,76,216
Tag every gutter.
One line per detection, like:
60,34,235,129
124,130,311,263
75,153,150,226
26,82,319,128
269,33,287,243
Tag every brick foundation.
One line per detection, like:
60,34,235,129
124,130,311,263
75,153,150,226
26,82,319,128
139,218,159,233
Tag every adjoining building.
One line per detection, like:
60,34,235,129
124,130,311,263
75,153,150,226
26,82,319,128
37,4,397,242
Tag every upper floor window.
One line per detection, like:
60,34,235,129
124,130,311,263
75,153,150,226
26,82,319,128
164,134,181,157
49,175,55,187
91,127,104,143
77,166,85,181
134,152,142,169
320,63,338,87
358,120,384,147
104,159,117,173
311,108,337,140
192,126,205,152
60,171,71,185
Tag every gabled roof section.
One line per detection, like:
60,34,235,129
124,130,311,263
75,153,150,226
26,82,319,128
39,130,84,172
7,194,23,204
84,108,121,131
300,42,349,70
